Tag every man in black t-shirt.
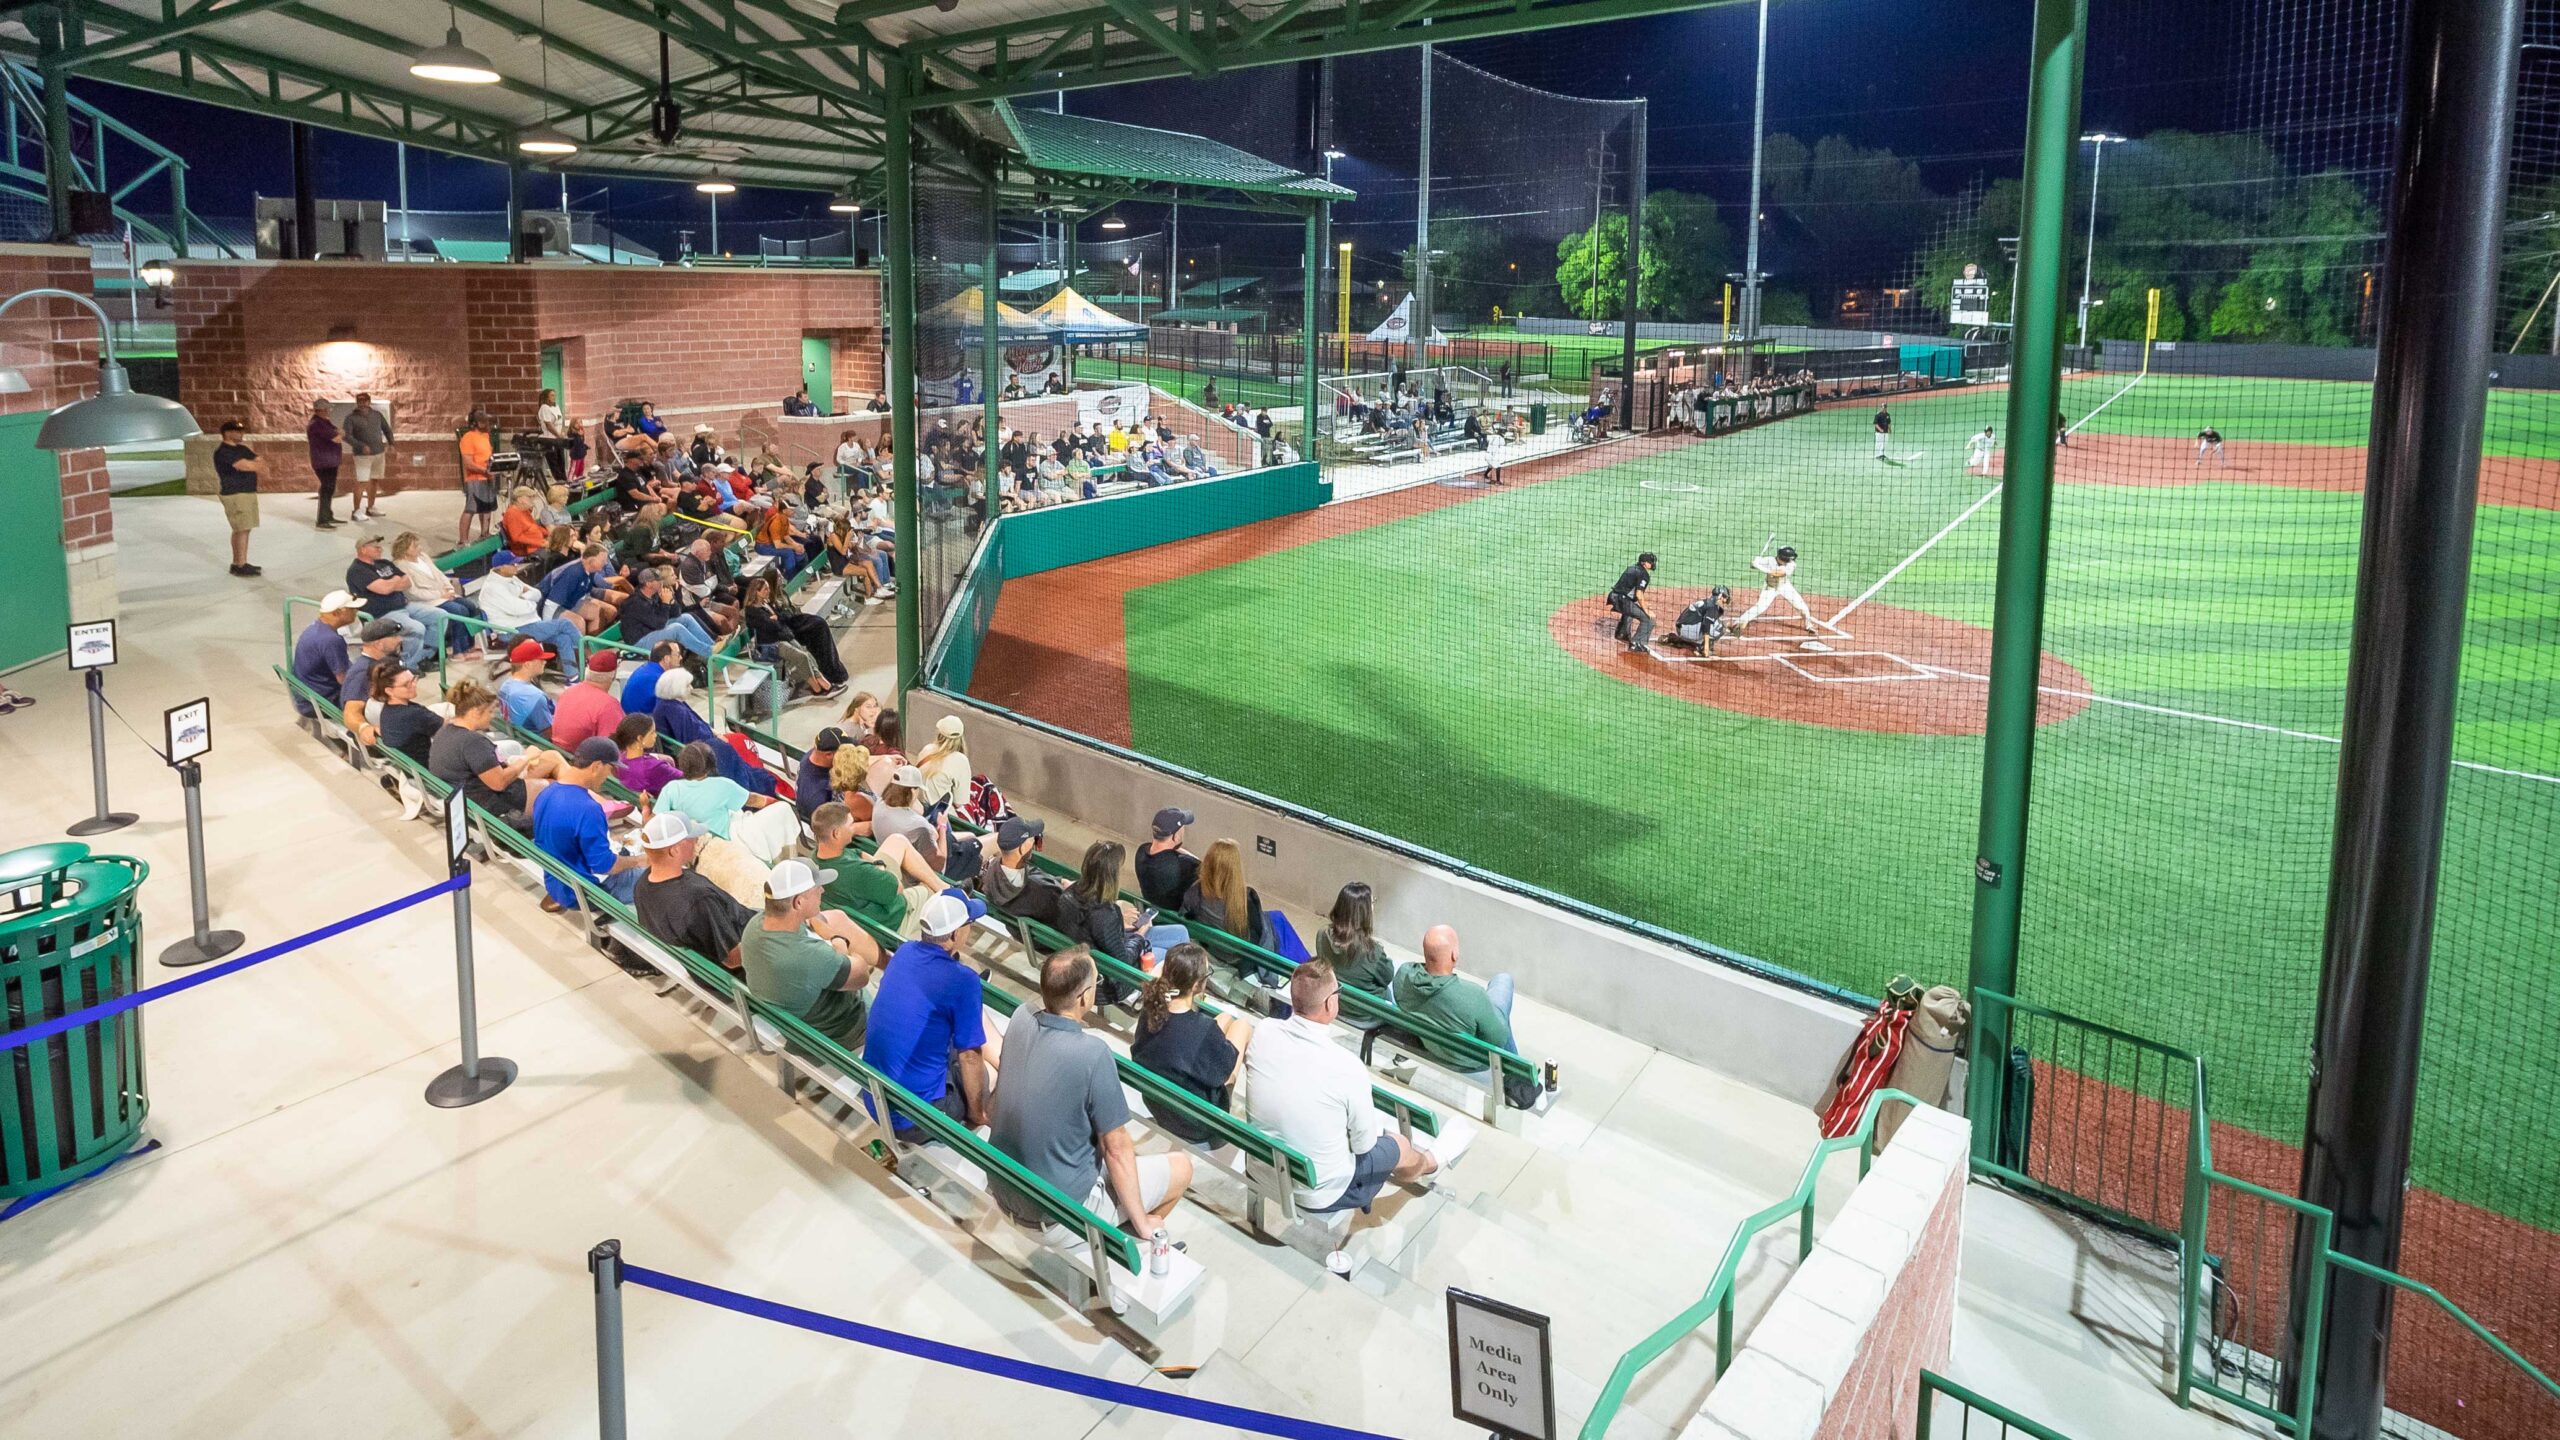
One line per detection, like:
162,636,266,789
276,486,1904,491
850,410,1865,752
212,421,264,577
1608,551,1657,654
1135,807,1200,912
632,813,753,970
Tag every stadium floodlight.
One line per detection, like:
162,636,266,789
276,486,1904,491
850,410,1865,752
410,8,500,84
1323,147,1347,160
2076,133,2129,348
695,173,737,195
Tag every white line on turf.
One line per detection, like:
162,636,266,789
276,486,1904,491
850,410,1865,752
1917,664,2560,787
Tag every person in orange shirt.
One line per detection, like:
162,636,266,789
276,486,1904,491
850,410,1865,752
500,486,549,554
458,408,499,547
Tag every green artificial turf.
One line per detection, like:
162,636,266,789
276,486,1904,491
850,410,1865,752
2050,370,2560,458
1108,382,2560,1228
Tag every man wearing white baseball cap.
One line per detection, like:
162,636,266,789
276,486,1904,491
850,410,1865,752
739,857,881,1047
864,890,997,1130
632,812,752,971
289,591,364,720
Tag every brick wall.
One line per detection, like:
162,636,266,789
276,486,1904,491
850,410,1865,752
1683,1105,1969,1440
0,244,116,622
172,260,883,493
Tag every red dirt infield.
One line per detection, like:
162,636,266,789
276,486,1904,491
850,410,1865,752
1549,586,2093,736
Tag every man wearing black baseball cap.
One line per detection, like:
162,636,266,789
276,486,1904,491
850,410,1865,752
1135,806,1198,911
796,726,849,819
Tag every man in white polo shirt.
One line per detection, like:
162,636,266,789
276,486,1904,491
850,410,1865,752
1246,958,1438,1214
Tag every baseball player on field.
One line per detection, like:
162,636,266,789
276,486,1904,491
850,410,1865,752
1732,544,1818,635
1966,425,1996,475
2196,425,2226,467
1873,405,1893,459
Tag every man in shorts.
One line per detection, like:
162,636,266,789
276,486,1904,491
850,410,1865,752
1248,959,1438,1215
990,947,1194,1243
212,421,263,577
458,408,499,547
342,391,391,520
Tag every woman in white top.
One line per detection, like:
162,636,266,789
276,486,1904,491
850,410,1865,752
833,430,867,489
390,531,488,640
911,713,972,808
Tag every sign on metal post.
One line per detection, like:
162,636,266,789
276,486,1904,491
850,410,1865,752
1446,1287,1556,1440
67,619,117,670
446,790,471,871
65,620,137,837
164,698,212,765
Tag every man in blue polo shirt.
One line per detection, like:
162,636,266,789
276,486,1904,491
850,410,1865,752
620,639,680,715
530,736,644,913
861,892,995,1129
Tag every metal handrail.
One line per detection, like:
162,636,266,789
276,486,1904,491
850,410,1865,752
1917,1372,2080,1440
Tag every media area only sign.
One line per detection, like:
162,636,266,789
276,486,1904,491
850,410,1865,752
1446,1287,1556,1440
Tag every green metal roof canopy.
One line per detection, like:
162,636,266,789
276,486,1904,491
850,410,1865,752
994,101,1350,203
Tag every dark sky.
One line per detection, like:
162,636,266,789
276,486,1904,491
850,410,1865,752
61,0,2249,256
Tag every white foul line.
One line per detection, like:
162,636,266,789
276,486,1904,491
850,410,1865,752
1828,483,2005,628
1919,665,2560,788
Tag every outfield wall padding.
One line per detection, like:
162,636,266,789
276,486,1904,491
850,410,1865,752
997,462,1331,580
2100,337,2560,389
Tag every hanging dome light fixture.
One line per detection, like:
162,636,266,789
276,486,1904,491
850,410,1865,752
515,0,578,156
410,6,500,84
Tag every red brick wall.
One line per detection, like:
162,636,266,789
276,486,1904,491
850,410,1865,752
172,260,883,493
1811,1169,1963,1440
0,246,109,553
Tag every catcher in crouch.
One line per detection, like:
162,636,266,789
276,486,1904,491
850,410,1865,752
1732,544,1819,635
1662,586,1734,655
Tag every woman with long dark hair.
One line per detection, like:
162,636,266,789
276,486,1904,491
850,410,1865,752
1132,943,1253,1144
1315,881,1394,995
740,572,847,689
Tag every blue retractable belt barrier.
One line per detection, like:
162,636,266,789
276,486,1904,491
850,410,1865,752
0,874,470,1054
621,1263,1401,1440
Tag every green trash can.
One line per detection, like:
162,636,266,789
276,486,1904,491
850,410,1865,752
0,842,150,1199
1528,402,1548,436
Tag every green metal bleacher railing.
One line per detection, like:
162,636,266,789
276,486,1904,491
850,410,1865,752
1575,1087,1922,1440
1917,1372,2079,1440
1969,989,2560,1438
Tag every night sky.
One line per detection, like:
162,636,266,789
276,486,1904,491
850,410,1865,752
59,0,2254,261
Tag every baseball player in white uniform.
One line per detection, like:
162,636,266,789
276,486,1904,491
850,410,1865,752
1732,544,1818,634
1967,426,1996,475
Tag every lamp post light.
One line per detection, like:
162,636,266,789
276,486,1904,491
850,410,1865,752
0,288,201,449
2077,132,2126,351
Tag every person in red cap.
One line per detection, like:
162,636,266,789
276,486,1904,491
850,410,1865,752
497,639,559,731
550,648,626,751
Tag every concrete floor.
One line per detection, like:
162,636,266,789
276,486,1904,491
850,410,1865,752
0,490,2267,1440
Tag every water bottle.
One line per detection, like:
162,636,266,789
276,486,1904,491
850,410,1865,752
1149,1228,1171,1277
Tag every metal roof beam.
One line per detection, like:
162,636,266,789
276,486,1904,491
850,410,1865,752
61,0,304,71
650,0,883,110
1097,0,1215,78
271,5,586,117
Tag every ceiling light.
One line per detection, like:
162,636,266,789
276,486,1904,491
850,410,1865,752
518,124,579,157
410,9,499,85
1100,213,1126,231
696,174,737,195
828,190,862,214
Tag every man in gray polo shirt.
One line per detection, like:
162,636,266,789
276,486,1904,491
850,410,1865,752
989,947,1193,1239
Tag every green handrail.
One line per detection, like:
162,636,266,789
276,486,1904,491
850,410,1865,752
1917,1372,2079,1440
1577,1087,1926,1440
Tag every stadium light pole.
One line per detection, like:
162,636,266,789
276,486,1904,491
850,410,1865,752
2075,132,2124,350
1740,0,1770,338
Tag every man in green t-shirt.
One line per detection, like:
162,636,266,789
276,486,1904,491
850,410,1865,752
810,801,945,935
740,858,880,1047
1389,925,1518,1075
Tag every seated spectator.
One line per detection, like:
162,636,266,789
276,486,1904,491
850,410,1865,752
346,532,444,670
867,766,955,874
911,714,972,808
1180,434,1218,477
430,680,563,830
370,664,442,766
839,691,884,748
550,649,627,750
538,543,623,633
340,620,407,746
863,892,996,1130
658,739,782,840
501,487,550,554
740,571,847,694
1065,449,1095,496
631,812,751,970
1180,837,1271,950
497,640,558,731
741,857,882,1046
750,501,806,578
829,744,877,831
617,566,718,658
591,709,675,795
620,639,680,716
977,815,1063,927
991,947,1195,1241
1315,881,1395,996
810,800,952,935
796,727,848,818
1389,925,1517,1074
1134,807,1199,911
1055,839,1171,974
290,590,360,718
392,532,486,644
614,503,678,573
538,483,576,527
645,668,772,797
1132,943,1254,1146
862,710,907,789
476,552,587,663
532,736,646,912
1247,959,1440,1214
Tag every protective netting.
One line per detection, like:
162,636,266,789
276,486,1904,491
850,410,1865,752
910,169,990,646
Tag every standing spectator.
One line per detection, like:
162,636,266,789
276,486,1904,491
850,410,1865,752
289,590,360,719
1132,942,1253,1145
566,419,589,482
213,420,263,577
536,387,568,483
1247,959,1439,1214
631,812,751,971
742,858,881,1045
550,649,626,750
1390,925,1517,1075
531,736,647,912
1134,807,1199,911
341,390,391,520
496,640,558,731
990,947,1195,1240
1314,882,1395,996
863,892,997,1129
306,398,344,530
457,408,499,546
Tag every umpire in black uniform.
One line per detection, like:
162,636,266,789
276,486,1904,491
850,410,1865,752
1609,552,1658,653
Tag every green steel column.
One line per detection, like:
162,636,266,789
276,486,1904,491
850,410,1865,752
1302,208,1321,461
1964,0,2085,1162
887,62,923,704
36,3,73,244
170,162,190,259
1617,99,1646,431
981,179,1001,464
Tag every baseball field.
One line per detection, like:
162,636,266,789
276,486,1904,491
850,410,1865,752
969,372,2560,1242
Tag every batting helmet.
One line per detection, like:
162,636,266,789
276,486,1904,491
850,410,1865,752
1775,545,1797,564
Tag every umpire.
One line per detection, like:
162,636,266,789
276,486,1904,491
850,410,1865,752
1609,551,1658,653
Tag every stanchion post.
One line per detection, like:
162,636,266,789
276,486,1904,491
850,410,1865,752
157,758,243,967
425,800,515,1107
590,1238,629,1440
69,669,137,837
